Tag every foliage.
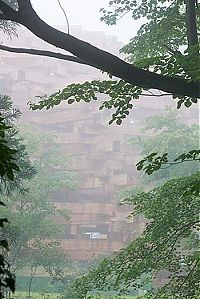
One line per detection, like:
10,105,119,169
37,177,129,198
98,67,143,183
29,80,142,126
0,97,77,297
29,0,200,120
0,0,18,36
0,96,23,297
136,149,200,175
70,172,200,298
0,95,36,193
0,201,15,299
67,110,200,298
101,0,200,80
130,109,199,184
20,126,78,194
0,125,77,274
0,116,19,182
101,1,199,54
24,240,69,298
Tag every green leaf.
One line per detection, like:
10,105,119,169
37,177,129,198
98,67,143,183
4,277,15,293
0,218,9,228
177,99,184,109
0,240,9,250
116,119,122,125
68,98,75,104
184,100,192,108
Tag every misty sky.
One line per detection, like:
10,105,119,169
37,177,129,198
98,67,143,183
32,0,142,43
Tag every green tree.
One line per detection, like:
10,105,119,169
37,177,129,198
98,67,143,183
0,95,36,194
24,240,69,298
130,109,199,184
0,97,77,296
0,2,199,298
0,100,22,298
71,172,200,298
0,94,35,298
66,111,200,298
0,125,77,274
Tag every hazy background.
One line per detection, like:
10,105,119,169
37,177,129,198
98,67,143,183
31,0,142,43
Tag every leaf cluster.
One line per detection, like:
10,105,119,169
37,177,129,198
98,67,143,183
0,0,18,37
0,96,36,193
70,172,200,298
29,80,142,125
130,110,199,183
101,0,199,59
0,116,19,182
136,149,200,175
0,201,15,298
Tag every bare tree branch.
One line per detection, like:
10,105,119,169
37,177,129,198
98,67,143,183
0,44,96,67
57,0,70,34
141,93,172,97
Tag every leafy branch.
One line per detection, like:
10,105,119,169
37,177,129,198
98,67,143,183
136,149,200,175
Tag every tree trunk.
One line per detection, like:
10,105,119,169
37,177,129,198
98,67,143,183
185,0,199,48
27,266,37,299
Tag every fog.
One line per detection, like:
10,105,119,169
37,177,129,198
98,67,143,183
0,1,199,298
32,0,142,43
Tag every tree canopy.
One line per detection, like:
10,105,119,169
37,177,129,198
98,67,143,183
0,96,77,297
0,0,199,101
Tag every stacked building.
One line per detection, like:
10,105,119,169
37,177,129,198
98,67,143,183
0,25,197,260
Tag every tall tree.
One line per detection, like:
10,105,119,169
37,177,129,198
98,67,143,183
0,125,77,274
0,97,77,296
0,95,36,194
0,95,27,298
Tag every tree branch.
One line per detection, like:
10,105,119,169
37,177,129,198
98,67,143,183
0,0,199,98
178,259,199,292
57,0,70,34
0,44,95,66
0,0,18,21
141,93,172,97
17,0,32,11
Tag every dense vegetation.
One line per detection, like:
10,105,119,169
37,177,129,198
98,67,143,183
0,96,77,297
69,112,199,298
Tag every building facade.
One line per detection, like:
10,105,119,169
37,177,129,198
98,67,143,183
0,26,197,260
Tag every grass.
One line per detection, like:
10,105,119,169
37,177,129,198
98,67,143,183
13,292,139,299
13,291,60,299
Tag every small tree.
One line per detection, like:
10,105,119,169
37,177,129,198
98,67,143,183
25,240,69,298
0,96,78,295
